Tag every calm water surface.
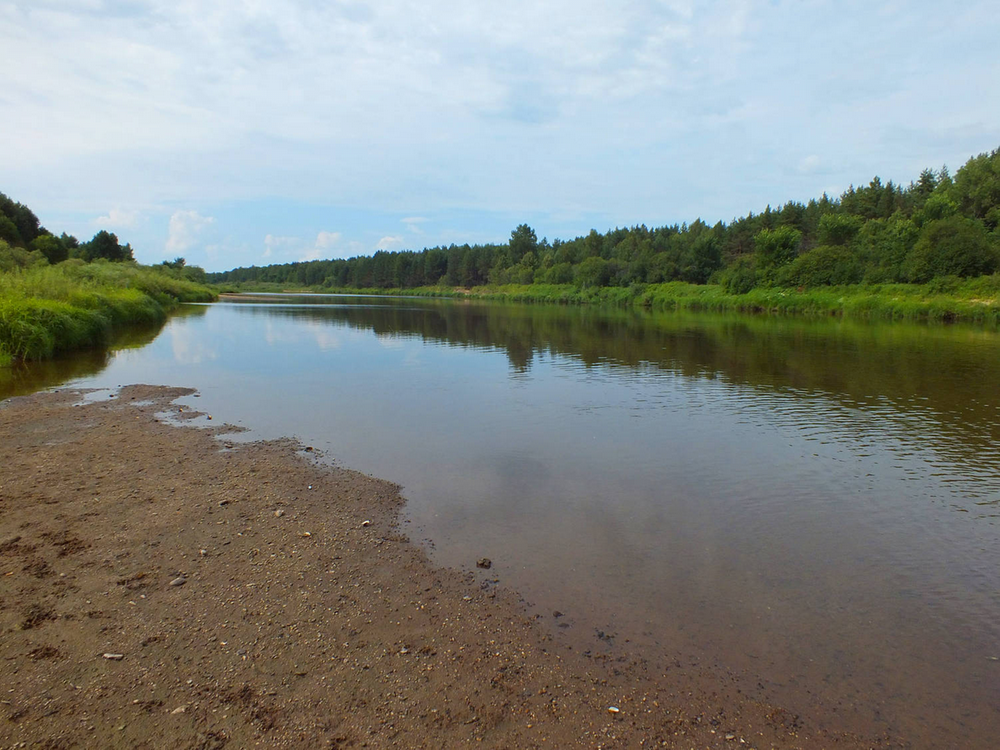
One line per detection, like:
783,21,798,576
4,295,999,747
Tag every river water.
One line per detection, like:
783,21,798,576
3,294,998,747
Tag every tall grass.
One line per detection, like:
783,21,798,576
0,262,217,363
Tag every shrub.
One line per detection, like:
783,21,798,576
905,216,999,282
718,255,757,294
777,245,863,287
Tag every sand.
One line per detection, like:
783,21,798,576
0,386,897,748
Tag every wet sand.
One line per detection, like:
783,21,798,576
0,386,899,748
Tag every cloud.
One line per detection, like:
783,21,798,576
315,230,341,249
376,235,404,251
298,230,343,261
5,1,1000,269
402,216,428,234
263,233,297,258
798,155,821,174
94,208,138,227
166,211,214,255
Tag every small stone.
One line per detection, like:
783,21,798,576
102,653,124,661
171,706,187,715
553,610,563,618
361,520,371,527
476,558,492,570
218,499,229,506
274,509,285,518
725,734,736,741
608,706,620,714
169,577,187,587
305,446,314,452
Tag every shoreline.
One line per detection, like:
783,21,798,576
0,386,895,748
217,279,1000,325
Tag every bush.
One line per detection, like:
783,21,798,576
905,216,999,282
538,262,574,285
817,213,864,246
754,226,801,269
718,255,757,294
574,256,611,288
777,245,863,287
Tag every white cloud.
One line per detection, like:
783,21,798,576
376,235,404,251
166,210,214,255
94,208,138,227
315,231,341,249
798,155,821,174
402,216,428,234
262,233,296,259
298,230,342,261
4,1,999,268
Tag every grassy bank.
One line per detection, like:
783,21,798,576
218,276,1000,324
0,262,217,365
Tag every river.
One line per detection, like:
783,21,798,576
3,294,998,747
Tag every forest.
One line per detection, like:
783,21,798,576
209,147,1000,293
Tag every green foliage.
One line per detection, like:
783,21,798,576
777,245,863,287
31,234,69,264
718,255,757,294
79,230,134,263
0,263,216,364
917,192,959,224
952,147,1000,227
817,213,863,246
0,215,21,245
0,193,42,246
575,256,611,288
905,216,999,282
0,240,48,272
855,214,919,283
537,262,574,285
754,226,801,269
205,145,1000,296
508,224,538,265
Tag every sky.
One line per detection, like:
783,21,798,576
2,1,999,272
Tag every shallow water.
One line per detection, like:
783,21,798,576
5,295,999,746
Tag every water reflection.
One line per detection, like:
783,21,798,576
0,307,207,399
8,294,1000,747
224,296,1000,508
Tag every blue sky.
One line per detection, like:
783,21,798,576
2,1,998,272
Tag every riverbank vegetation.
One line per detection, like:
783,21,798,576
0,263,216,366
210,146,1000,319
0,192,216,366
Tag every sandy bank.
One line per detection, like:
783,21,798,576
0,386,893,748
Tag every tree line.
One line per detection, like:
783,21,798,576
0,192,207,282
210,146,1000,291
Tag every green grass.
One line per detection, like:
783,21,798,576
0,262,217,364
220,276,1000,325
